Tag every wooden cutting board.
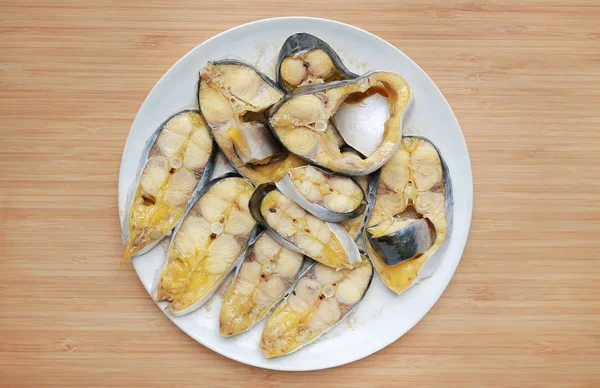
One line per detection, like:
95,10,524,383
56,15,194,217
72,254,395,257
1,1,598,386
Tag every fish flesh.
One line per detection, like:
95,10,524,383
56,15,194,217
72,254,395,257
198,59,305,184
275,165,366,223
249,183,361,269
121,110,216,264
269,71,413,176
220,232,304,336
260,257,373,358
364,136,453,294
153,173,258,316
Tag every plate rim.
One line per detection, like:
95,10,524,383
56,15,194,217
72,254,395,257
118,16,473,371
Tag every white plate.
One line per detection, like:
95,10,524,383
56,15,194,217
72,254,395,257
118,17,473,371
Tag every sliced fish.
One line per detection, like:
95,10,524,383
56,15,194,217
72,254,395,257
249,183,361,269
198,59,305,185
153,173,258,316
269,71,413,176
260,257,373,358
276,32,356,92
121,110,216,264
363,136,453,294
220,232,305,337
275,165,366,223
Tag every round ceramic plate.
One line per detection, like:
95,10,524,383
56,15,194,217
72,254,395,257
118,17,473,371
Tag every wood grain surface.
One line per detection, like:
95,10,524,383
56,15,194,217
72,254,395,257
1,0,599,386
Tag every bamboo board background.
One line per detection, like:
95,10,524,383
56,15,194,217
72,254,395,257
1,0,599,386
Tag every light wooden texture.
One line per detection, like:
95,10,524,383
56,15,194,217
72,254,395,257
1,0,599,386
